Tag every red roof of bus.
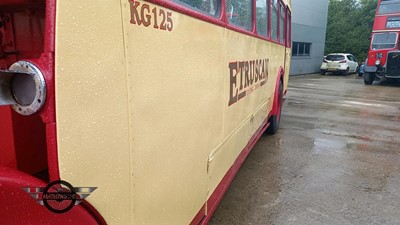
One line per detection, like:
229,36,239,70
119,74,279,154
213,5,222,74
373,0,400,31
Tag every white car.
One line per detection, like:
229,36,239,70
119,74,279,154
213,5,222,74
320,53,359,75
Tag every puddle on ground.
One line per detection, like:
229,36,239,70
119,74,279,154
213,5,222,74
313,138,347,152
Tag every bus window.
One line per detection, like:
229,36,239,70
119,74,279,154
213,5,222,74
378,1,400,14
271,0,278,41
226,0,253,31
286,11,292,47
256,0,269,37
175,0,220,17
279,3,285,43
371,32,398,49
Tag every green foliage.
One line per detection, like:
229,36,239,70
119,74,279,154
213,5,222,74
325,0,378,62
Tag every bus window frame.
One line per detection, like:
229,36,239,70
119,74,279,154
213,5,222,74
278,1,285,44
145,0,289,47
225,0,254,32
270,0,279,41
377,0,400,15
255,0,271,38
286,9,291,47
267,0,271,38
253,0,257,34
370,32,399,50
174,0,222,18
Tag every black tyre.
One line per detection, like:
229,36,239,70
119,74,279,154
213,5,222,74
343,68,349,75
266,80,283,135
320,70,326,75
363,72,375,85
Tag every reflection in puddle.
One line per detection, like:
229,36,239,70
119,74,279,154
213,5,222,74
313,138,346,153
342,100,383,107
317,129,372,142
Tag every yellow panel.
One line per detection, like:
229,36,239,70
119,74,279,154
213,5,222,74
208,28,286,198
55,1,132,225
55,0,290,224
121,1,223,224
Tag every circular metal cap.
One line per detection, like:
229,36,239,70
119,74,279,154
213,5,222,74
9,61,46,115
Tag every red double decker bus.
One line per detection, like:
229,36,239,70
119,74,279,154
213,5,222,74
365,0,400,85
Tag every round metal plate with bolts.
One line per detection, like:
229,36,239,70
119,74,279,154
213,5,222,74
9,61,46,115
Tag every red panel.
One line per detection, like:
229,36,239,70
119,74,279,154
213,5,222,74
271,68,284,116
44,0,55,53
189,205,206,225
373,16,387,31
0,0,40,6
367,49,391,66
41,0,57,165
12,111,47,175
0,1,106,224
0,0,49,178
0,107,16,168
0,167,100,225
46,122,59,181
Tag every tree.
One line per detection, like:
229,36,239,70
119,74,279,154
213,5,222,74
325,0,378,62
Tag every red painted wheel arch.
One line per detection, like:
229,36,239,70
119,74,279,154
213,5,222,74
271,66,284,116
0,167,104,225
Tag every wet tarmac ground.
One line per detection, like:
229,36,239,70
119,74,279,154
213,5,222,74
209,74,400,225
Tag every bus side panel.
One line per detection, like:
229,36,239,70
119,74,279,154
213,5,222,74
122,1,224,224
222,33,285,140
55,1,132,225
207,100,271,200
208,31,285,199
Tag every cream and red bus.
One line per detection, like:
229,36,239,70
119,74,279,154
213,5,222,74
0,0,291,224
365,0,400,85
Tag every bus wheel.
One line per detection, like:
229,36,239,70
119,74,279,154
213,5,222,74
364,72,374,85
266,80,283,135
320,70,326,75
